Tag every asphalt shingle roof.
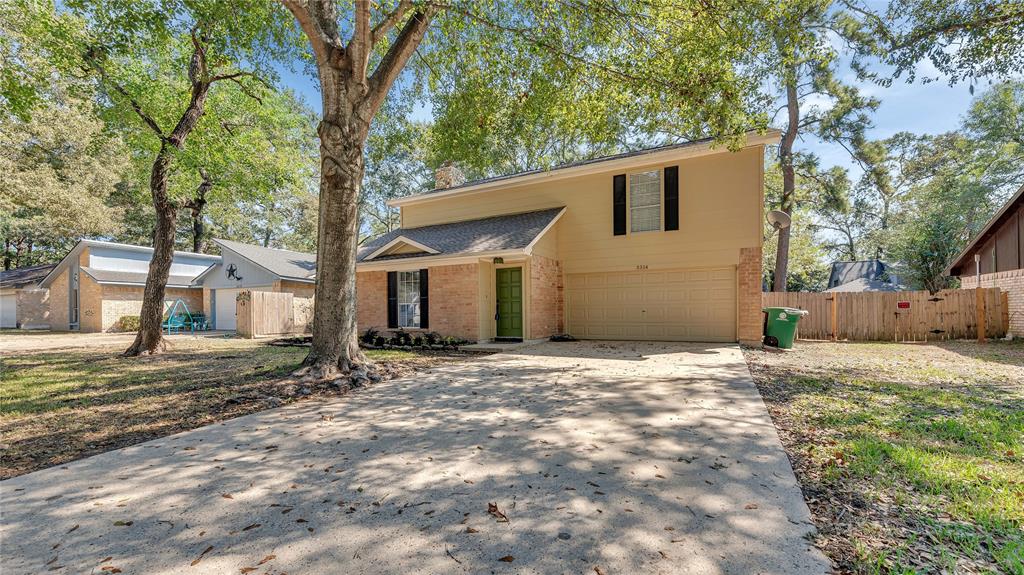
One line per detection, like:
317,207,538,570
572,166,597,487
214,239,316,280
358,208,564,262
80,267,198,287
0,264,56,289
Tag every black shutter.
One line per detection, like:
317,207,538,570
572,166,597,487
664,165,679,231
387,271,398,328
613,174,627,236
418,269,429,329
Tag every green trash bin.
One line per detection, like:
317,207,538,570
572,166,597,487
762,307,808,349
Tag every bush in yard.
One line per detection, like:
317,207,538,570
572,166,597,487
361,327,379,345
115,315,141,332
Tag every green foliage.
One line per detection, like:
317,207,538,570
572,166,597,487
419,0,773,176
0,78,130,267
115,315,141,332
843,0,1024,85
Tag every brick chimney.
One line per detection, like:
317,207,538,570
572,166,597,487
434,161,466,189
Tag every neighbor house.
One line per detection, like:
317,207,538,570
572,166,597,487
824,260,905,292
194,238,316,331
30,238,319,333
355,131,779,344
38,240,220,332
946,183,1024,336
0,263,55,329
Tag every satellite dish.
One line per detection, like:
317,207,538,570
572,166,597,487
766,210,792,230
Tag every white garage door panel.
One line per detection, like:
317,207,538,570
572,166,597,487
566,267,736,342
1,293,16,328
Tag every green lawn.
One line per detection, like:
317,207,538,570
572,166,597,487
0,338,464,478
745,341,1024,575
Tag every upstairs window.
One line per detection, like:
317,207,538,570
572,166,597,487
629,170,661,232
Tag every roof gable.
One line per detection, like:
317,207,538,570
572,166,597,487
945,183,1024,276
363,236,440,260
357,208,565,265
212,239,316,281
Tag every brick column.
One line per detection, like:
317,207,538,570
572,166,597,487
737,247,763,345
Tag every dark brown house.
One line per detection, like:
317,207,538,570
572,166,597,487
946,183,1024,336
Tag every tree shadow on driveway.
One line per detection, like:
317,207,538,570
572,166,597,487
1,341,829,574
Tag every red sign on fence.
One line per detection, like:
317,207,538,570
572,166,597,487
897,301,911,309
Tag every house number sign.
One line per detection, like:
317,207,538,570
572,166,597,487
636,264,649,270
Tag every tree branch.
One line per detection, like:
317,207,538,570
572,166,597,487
84,52,166,138
366,6,437,117
371,0,414,44
348,0,373,80
280,0,335,67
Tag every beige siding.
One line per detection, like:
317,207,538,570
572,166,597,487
402,146,764,275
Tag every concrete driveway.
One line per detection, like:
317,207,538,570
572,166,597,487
1,341,829,574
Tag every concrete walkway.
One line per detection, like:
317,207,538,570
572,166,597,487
1,342,829,574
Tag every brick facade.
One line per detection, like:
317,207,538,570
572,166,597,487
530,255,563,338
737,246,763,344
79,273,103,332
961,269,1024,336
48,268,69,330
91,285,203,332
427,263,480,341
16,288,50,328
356,265,481,341
356,271,388,334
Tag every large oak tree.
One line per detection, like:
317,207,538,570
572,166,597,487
280,0,772,380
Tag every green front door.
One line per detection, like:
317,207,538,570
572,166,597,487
495,267,523,339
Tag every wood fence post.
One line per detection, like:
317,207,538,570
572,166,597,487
830,294,838,341
976,288,986,342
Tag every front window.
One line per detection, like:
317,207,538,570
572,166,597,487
397,271,420,328
629,170,661,232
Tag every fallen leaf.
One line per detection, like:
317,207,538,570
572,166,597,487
744,503,758,510
191,545,214,566
113,521,133,527
222,494,234,499
240,568,257,574
100,567,122,574
465,527,479,533
594,567,606,575
241,523,261,531
487,502,509,523
257,555,276,565
66,525,79,534
498,555,514,562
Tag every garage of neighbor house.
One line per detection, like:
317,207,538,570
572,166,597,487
354,131,776,344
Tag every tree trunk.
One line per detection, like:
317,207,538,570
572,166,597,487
124,76,211,356
3,239,11,271
301,101,367,379
772,71,799,292
190,171,212,253
125,145,179,355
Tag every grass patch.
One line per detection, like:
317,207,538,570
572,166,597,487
0,338,472,478
745,340,1024,575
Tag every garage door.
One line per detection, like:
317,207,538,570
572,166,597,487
214,288,243,331
565,267,736,342
1,293,16,328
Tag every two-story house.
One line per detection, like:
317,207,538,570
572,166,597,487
355,131,778,344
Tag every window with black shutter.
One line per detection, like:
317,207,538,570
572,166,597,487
613,174,627,236
664,165,679,231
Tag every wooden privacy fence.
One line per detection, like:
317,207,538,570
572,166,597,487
236,290,311,338
762,288,1007,342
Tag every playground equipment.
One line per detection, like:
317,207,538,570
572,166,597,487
162,299,210,334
